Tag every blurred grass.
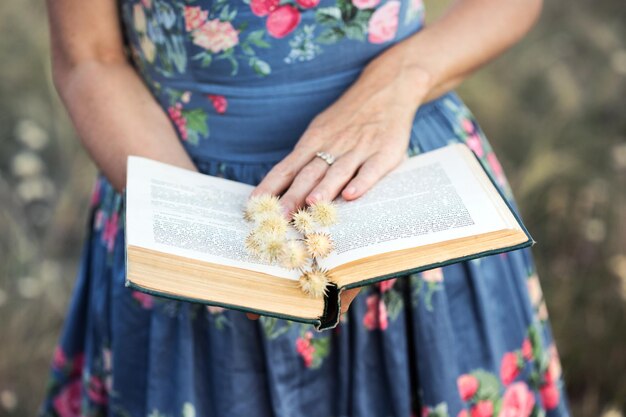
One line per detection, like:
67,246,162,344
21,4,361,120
0,0,625,416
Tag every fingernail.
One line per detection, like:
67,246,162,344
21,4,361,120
345,186,356,196
309,192,321,204
282,205,292,219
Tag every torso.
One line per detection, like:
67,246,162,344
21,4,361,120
117,0,426,162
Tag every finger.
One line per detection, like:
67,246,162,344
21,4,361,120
340,288,361,315
246,313,260,320
250,144,317,198
305,148,369,205
341,152,400,200
280,157,330,217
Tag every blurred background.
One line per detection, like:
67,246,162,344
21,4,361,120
0,0,624,415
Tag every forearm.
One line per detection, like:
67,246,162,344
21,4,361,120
362,0,543,107
54,60,196,192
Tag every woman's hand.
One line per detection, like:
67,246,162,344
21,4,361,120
245,53,432,321
251,55,429,212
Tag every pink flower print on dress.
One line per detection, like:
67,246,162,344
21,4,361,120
71,353,85,377
296,0,320,9
250,0,280,17
168,103,189,141
547,344,562,381
458,410,470,417
94,210,104,230
499,382,535,417
457,374,479,401
363,294,389,330
500,352,521,385
367,0,400,44
52,379,82,417
526,273,542,305
377,277,397,293
102,348,113,393
486,152,507,188
102,212,120,252
539,381,560,410
103,348,112,372
410,0,423,14
295,332,315,367
521,338,533,361
52,346,67,370
470,400,493,417
90,180,101,208
363,294,379,330
421,267,443,283
352,0,381,10
184,6,209,32
132,291,154,309
466,134,484,157
266,5,301,38
192,19,239,53
87,375,108,405
378,298,388,329
539,348,561,410
208,94,228,114
461,117,474,134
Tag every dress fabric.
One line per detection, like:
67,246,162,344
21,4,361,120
39,0,572,416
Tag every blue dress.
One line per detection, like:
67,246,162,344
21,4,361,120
40,0,572,416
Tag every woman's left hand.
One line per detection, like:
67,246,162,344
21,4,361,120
247,53,431,319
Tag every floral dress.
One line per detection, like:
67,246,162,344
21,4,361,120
39,0,572,416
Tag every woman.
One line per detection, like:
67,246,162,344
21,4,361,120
41,0,570,415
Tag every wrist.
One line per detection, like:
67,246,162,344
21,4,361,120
361,44,437,111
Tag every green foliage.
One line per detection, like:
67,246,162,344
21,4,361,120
183,108,209,145
314,1,372,44
470,370,501,402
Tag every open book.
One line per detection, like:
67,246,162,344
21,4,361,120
125,143,533,330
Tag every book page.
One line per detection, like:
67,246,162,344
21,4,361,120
318,144,514,270
126,157,300,280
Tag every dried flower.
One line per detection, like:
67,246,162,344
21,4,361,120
281,240,308,270
256,212,289,236
244,231,262,257
305,232,334,258
291,208,315,234
299,267,330,298
259,233,286,263
243,197,339,298
244,194,282,222
309,201,337,227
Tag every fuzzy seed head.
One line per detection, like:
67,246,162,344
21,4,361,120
298,267,330,298
281,240,308,270
259,233,286,263
291,209,315,234
244,232,262,257
309,201,337,227
244,194,282,222
256,213,289,236
305,232,334,258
